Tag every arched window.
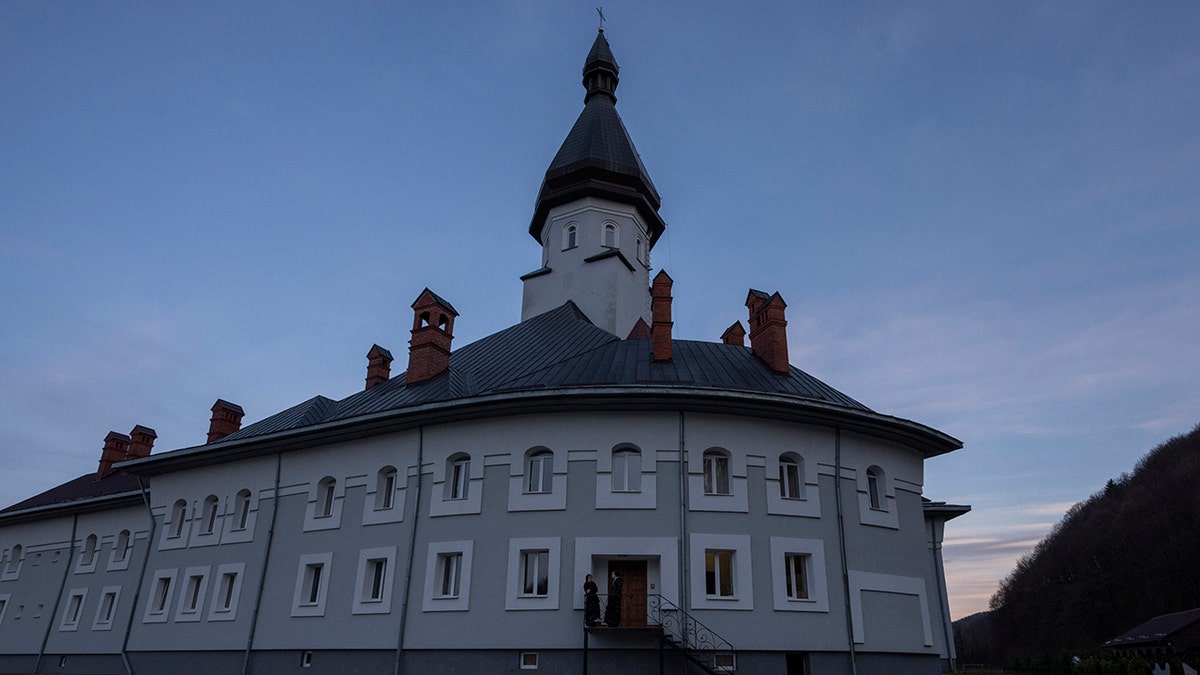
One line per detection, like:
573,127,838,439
317,477,337,517
703,449,731,495
866,466,885,510
447,454,470,500
563,223,578,250
612,447,642,492
376,466,398,510
201,495,220,534
81,534,98,565
169,500,188,538
5,544,21,574
233,489,252,531
636,237,644,263
525,449,553,494
113,530,131,562
779,453,804,500
603,222,618,248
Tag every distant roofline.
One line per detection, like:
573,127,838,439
119,384,962,477
0,486,143,524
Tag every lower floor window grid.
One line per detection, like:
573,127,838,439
96,590,117,626
151,577,172,614
217,572,237,611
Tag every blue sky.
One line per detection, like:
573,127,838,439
2,2,1197,619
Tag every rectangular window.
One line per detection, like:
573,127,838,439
526,453,553,494
378,472,396,510
703,454,730,495
520,652,539,669
366,558,387,602
784,553,809,600
61,590,86,630
218,572,237,611
780,461,802,500
303,564,323,605
705,550,735,598
183,574,204,613
520,550,550,597
152,577,172,613
94,588,118,629
438,553,462,598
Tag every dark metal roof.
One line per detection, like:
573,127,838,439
212,302,873,450
1104,608,1200,649
0,472,142,519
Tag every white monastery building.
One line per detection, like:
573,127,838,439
0,28,969,675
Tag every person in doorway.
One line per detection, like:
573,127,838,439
604,569,622,627
583,574,601,627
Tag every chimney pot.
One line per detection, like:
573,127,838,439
407,288,458,385
365,344,394,390
721,321,746,347
651,270,674,361
207,399,245,443
125,425,157,461
745,289,790,374
97,431,131,479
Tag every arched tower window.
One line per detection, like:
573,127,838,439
603,222,618,248
563,222,578,250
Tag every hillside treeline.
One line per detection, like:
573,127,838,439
970,423,1200,666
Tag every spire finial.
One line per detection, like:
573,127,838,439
596,7,605,32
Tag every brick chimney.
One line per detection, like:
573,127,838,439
126,425,157,460
207,399,245,443
407,288,458,385
721,321,746,347
651,270,673,361
745,289,790,374
97,431,131,479
365,344,394,390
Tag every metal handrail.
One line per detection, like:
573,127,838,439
593,593,736,672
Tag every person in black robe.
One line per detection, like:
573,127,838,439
583,574,601,626
604,570,622,627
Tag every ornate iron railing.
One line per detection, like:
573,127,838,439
592,593,735,672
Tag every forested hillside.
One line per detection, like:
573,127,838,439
963,423,1200,666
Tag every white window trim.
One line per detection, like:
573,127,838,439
857,466,899,529
847,571,933,646
364,466,406,526
143,569,178,623
689,534,753,610
571,537,680,609
190,496,223,547
0,546,22,581
505,537,561,611
224,489,258,543
769,537,830,612
422,540,473,612
59,588,88,631
91,586,122,631
159,501,190,550
292,553,333,617
208,563,246,622
595,446,657,510
602,220,619,248
429,453,483,517
0,593,10,625
352,546,397,615
174,565,211,622
688,448,748,513
303,478,344,532
107,530,133,571
508,450,566,512
75,534,100,574
766,454,821,518
520,652,539,670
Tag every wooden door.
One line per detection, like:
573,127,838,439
609,560,648,628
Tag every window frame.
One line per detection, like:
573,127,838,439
76,534,99,573
447,455,470,501
352,546,397,615
779,454,803,500
92,586,121,631
422,541,473,612
208,563,246,622
168,500,188,539
703,450,731,496
525,449,553,494
689,533,753,610
769,537,830,612
59,588,88,631
375,466,398,511
704,549,736,599
292,552,333,617
612,447,642,493
144,569,178,623
175,565,210,622
563,222,578,250
602,221,618,248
